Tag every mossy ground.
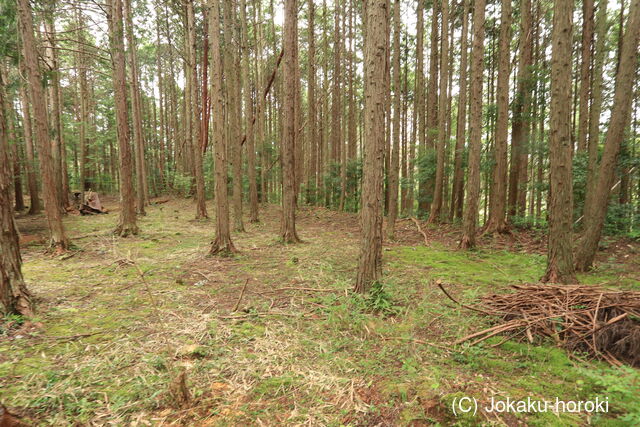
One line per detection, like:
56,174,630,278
1,198,639,425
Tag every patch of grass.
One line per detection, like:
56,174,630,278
5,200,639,425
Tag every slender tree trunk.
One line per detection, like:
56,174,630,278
125,0,149,214
209,0,237,255
575,0,640,271
240,0,258,223
386,0,401,239
306,0,317,205
508,0,533,217
577,0,594,153
332,0,342,209
185,0,208,219
419,4,439,216
19,84,40,214
18,0,69,252
485,0,512,234
459,0,485,249
411,0,425,217
542,0,577,284
1,86,25,212
107,0,139,237
451,0,469,221
0,78,33,317
280,0,301,243
43,16,68,213
75,10,89,201
355,0,386,293
224,0,245,232
584,0,608,216
428,0,449,223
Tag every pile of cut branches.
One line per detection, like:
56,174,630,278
438,282,640,367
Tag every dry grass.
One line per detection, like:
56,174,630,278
1,198,639,425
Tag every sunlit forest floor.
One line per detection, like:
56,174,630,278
2,198,639,425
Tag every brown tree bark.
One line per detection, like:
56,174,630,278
75,9,89,201
240,0,258,223
306,0,317,205
0,78,33,317
411,0,425,217
43,15,69,212
542,0,577,284
428,0,449,224
485,0,512,234
584,0,608,216
223,0,245,232
575,0,640,271
577,0,594,153
1,82,24,212
508,0,533,217
386,0,401,239
355,0,386,293
332,0,342,209
450,0,469,221
419,4,439,216
208,0,237,255
18,0,69,252
18,84,40,214
459,0,486,249
107,0,139,237
184,0,208,219
280,0,301,243
125,0,149,215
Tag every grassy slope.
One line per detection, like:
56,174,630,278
1,199,639,425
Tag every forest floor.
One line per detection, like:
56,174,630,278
1,197,639,426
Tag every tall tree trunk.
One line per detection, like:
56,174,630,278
450,0,469,221
419,4,439,216
125,0,149,214
43,16,68,212
411,0,425,217
0,77,33,317
485,0,512,234
584,0,608,217
459,0,485,249
332,0,342,209
18,0,69,252
508,0,533,217
241,0,258,223
575,0,640,271
306,0,317,205
386,0,401,239
542,0,577,284
107,0,139,237
185,0,208,219
577,0,594,153
280,0,301,243
428,0,449,223
355,0,386,293
75,9,89,201
19,84,40,214
209,0,237,255
1,85,25,212
224,0,245,232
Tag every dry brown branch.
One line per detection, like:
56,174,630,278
438,282,640,367
410,217,428,245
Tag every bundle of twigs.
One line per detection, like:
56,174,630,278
438,282,640,367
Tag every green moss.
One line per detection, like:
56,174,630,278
252,375,298,398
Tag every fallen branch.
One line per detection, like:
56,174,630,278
411,217,428,246
439,282,640,367
232,279,249,312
